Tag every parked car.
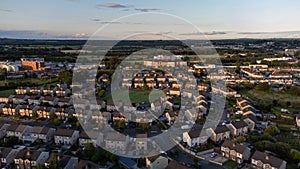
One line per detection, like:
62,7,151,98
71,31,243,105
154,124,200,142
237,163,245,169
210,152,217,158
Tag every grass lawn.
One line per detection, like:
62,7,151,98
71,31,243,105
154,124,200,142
0,89,15,94
242,88,300,109
223,160,238,169
102,89,164,104
0,78,58,87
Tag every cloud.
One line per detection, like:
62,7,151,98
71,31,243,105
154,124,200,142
0,8,12,12
91,18,101,22
180,31,227,36
237,31,300,35
0,30,90,39
134,8,160,12
98,21,122,24
96,3,133,9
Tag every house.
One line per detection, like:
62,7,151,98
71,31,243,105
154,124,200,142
221,140,251,164
123,103,136,113
91,111,111,123
133,81,144,88
296,114,300,127
14,150,49,169
119,157,139,169
135,112,152,123
55,108,73,120
29,87,41,95
15,87,29,95
104,132,129,153
182,129,209,147
169,88,180,96
251,151,286,169
0,123,10,138
6,124,19,138
79,131,103,147
57,156,78,169
0,148,19,168
106,102,117,112
146,155,168,169
12,95,28,104
6,124,32,140
2,104,20,116
122,79,132,88
16,125,32,140
54,129,79,146
226,120,248,136
19,105,38,117
27,95,43,105
136,134,147,155
56,88,71,97
166,160,188,169
42,87,56,96
165,111,178,125
112,112,126,122
24,126,55,144
36,106,55,119
242,115,257,131
57,98,72,107
210,125,230,143
0,94,13,103
42,96,58,106
146,81,156,88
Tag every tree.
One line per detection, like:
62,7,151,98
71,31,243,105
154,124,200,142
286,101,291,107
32,110,38,120
53,119,61,126
37,164,46,169
58,70,72,85
255,83,270,91
290,149,300,162
142,84,149,91
97,89,106,97
47,153,59,169
83,143,96,158
272,100,278,107
235,136,246,143
265,125,280,136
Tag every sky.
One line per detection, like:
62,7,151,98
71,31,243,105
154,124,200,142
1,0,300,39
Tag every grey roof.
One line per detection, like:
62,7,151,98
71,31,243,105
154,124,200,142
252,151,285,168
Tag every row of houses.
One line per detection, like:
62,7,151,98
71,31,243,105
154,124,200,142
0,123,101,148
0,123,151,156
0,147,92,169
182,119,249,147
0,94,72,106
15,86,71,97
221,140,286,169
0,103,74,119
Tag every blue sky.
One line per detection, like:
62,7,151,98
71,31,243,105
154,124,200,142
1,0,300,39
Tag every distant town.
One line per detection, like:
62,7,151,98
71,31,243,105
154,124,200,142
0,38,299,169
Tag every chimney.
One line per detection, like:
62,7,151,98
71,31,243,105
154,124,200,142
265,155,269,160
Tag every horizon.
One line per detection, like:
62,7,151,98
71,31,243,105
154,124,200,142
2,0,300,40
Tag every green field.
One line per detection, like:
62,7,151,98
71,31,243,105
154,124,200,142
0,89,15,94
241,88,300,109
0,78,58,87
102,89,164,104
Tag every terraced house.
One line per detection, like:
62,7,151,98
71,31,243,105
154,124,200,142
251,151,286,169
221,140,251,164
14,150,49,169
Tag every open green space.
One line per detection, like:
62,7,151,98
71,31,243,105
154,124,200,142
241,88,300,109
102,89,164,104
0,78,58,87
0,89,15,94
223,160,238,169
